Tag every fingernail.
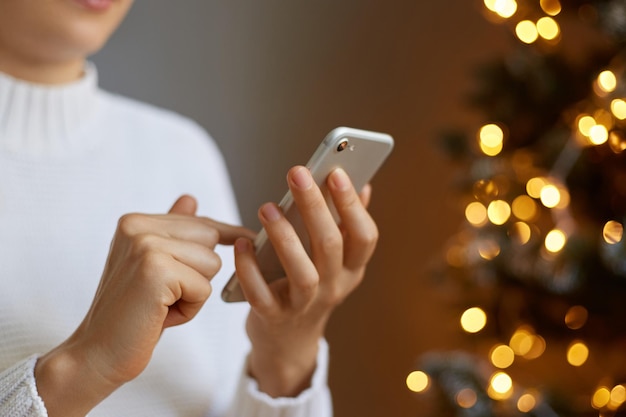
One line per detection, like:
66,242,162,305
290,166,313,190
330,168,351,191
235,237,251,253
260,203,282,222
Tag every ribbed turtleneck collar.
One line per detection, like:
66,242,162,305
0,62,100,157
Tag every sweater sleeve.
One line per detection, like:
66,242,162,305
0,356,48,417
223,339,333,417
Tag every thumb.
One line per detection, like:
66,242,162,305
169,195,198,216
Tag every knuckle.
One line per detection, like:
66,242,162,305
117,213,146,235
137,251,169,278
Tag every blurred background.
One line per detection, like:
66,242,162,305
94,2,501,415
94,0,503,417
94,1,626,416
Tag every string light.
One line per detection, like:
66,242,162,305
603,220,624,244
406,371,429,393
539,184,561,208
465,201,488,226
566,341,589,366
564,305,588,330
577,114,596,136
536,17,560,40
516,20,539,44
512,195,537,221
589,124,609,145
488,372,514,400
526,177,546,198
484,0,518,18
610,385,626,409
592,387,611,409
517,391,539,412
545,229,567,253
597,70,618,93
487,200,511,225
509,221,532,245
460,307,487,333
478,125,504,155
490,344,515,368
540,0,561,16
610,99,626,120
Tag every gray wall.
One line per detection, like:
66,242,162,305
93,1,505,415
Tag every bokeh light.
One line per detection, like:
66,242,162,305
603,220,624,244
545,229,567,253
487,200,511,225
461,307,487,333
512,195,537,221
598,70,618,93
490,344,515,368
516,20,538,44
466,202,488,227
406,371,430,393
611,99,626,120
456,388,478,408
536,17,560,40
566,341,589,367
565,305,588,330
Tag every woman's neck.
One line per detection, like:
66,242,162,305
0,46,85,85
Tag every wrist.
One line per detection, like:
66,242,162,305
248,336,321,398
35,342,120,417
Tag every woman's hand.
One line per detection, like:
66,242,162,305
35,195,254,417
234,166,379,397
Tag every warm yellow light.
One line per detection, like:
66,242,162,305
517,392,538,412
510,326,534,356
490,372,513,394
598,70,618,93
610,385,626,408
565,305,588,330
592,387,611,409
478,240,501,260
537,17,560,40
479,124,504,147
460,307,487,333
555,185,570,209
545,229,567,253
611,99,626,120
567,341,589,366
484,0,498,11
609,130,626,153
480,141,503,156
406,371,430,393
589,124,609,145
490,344,515,368
522,335,546,360
577,115,596,136
539,184,561,208
494,0,518,18
487,200,511,225
456,388,478,408
512,195,537,220
510,222,532,245
516,20,539,44
526,177,547,198
466,202,488,226
540,0,562,15
603,220,624,244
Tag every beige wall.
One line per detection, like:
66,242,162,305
94,1,507,415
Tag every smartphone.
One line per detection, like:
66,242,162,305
221,126,394,302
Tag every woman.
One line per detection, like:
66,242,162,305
0,1,379,416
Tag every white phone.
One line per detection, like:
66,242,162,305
221,127,394,302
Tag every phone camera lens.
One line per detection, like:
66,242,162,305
337,139,349,152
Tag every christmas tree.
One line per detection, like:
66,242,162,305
407,1,626,416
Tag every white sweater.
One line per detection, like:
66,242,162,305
0,64,332,417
